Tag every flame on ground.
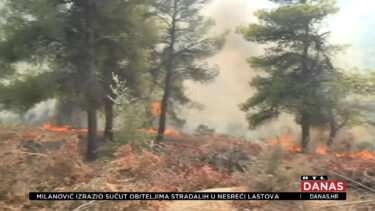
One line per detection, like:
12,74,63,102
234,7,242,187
152,102,161,116
336,150,375,159
314,143,375,159
268,134,303,152
41,123,89,133
269,134,375,159
144,128,182,136
149,102,181,135
315,144,328,155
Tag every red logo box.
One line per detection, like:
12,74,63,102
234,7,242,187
301,181,346,192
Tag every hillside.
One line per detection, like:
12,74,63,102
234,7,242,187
0,124,374,210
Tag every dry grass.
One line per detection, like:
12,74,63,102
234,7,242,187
0,125,374,210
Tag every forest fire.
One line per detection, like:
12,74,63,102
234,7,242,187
268,134,375,159
2,0,375,209
41,123,89,133
314,144,375,159
152,102,161,116
267,134,303,152
315,144,328,155
335,150,375,159
147,102,182,135
145,128,182,136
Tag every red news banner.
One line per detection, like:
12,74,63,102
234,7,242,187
300,175,346,200
301,181,346,192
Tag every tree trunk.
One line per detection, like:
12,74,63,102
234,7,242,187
86,107,97,160
104,100,114,141
102,48,117,142
85,1,99,160
85,48,98,159
155,0,177,144
299,17,312,153
327,124,336,147
155,70,171,143
55,98,74,126
301,114,311,152
327,117,338,147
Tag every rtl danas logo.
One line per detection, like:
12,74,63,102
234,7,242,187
301,176,346,192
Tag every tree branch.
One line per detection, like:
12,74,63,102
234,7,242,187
316,200,375,209
312,167,375,193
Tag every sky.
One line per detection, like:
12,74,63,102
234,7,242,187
330,0,375,67
182,0,375,139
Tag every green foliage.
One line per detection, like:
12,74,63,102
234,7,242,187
151,0,226,131
95,0,159,99
109,74,154,151
237,0,349,129
237,1,339,45
0,0,158,133
154,0,226,92
0,72,57,112
114,103,155,151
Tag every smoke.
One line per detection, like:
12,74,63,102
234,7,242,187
182,0,375,140
0,98,106,130
329,0,375,68
181,0,278,140
0,99,56,124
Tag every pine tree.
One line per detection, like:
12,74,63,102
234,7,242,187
152,0,226,143
98,1,157,141
0,0,156,159
237,0,340,151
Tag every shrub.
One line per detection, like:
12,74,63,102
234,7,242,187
109,74,154,151
195,124,215,135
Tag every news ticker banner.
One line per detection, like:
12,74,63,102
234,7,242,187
29,176,346,201
29,192,346,201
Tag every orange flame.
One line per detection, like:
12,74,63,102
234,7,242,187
313,144,375,159
269,134,375,159
267,134,303,152
315,144,328,155
144,128,182,136
152,102,161,116
336,150,375,159
41,123,88,133
146,128,158,134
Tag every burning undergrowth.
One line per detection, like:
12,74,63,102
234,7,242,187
0,124,375,210
41,123,89,133
267,133,375,159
